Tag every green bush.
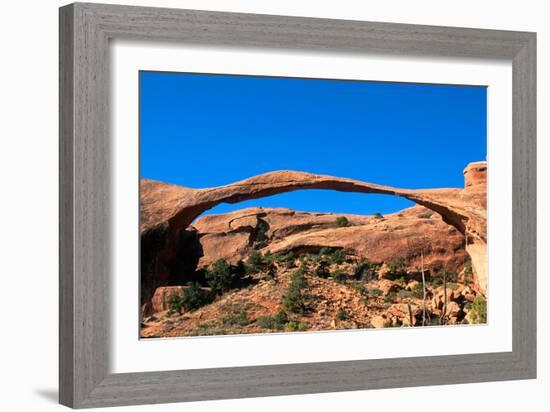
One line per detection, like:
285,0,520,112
418,212,433,219
256,316,276,329
314,260,331,279
335,216,350,227
336,310,347,321
411,282,424,299
246,251,267,274
256,309,289,330
319,247,347,265
369,288,383,297
349,283,367,294
463,261,474,283
332,268,348,283
206,259,245,295
353,259,378,282
373,212,384,219
446,270,459,283
387,256,407,275
223,310,250,326
283,267,308,313
331,249,346,265
397,290,412,299
275,251,296,269
384,291,397,303
253,218,269,243
182,282,213,311
168,292,184,313
273,309,289,325
265,264,277,280
472,296,487,323
284,320,309,332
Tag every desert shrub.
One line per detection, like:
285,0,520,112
168,293,184,313
335,216,350,227
283,267,309,313
275,251,296,269
252,218,269,243
418,212,433,219
397,290,412,299
246,251,267,274
332,268,348,283
263,250,274,262
431,276,444,288
206,259,244,295
256,309,289,330
320,247,347,265
384,291,397,303
369,288,383,297
182,282,213,311
387,256,407,275
349,283,367,294
446,270,459,283
314,260,331,279
284,320,309,332
463,261,474,283
373,212,384,219
331,249,347,265
273,309,289,325
397,213,405,218
319,247,332,257
256,316,276,329
336,310,347,321
411,282,424,299
223,310,250,326
265,264,277,280
472,296,487,323
353,259,378,282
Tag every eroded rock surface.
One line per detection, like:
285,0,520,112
140,162,487,302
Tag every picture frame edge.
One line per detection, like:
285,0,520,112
59,2,537,408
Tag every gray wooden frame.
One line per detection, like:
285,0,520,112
59,2,536,408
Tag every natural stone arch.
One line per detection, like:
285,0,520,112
140,163,487,300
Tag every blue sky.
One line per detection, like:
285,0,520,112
140,71,486,216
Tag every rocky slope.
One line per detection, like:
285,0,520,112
141,205,483,337
140,162,487,306
140,162,487,337
192,205,467,276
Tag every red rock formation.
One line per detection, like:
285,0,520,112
140,162,487,298
151,286,186,313
192,205,467,277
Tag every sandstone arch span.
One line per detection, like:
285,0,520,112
141,162,487,297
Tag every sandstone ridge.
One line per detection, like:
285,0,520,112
140,162,487,297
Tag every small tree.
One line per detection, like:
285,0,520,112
335,216,350,227
182,283,213,311
336,310,347,321
387,256,407,275
314,260,330,278
332,268,348,283
283,267,308,313
252,218,269,243
331,249,346,265
246,251,266,274
353,259,378,281
206,259,243,295
373,212,384,219
168,292,184,313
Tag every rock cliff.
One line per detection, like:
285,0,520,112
140,162,487,306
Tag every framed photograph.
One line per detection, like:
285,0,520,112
59,2,536,408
